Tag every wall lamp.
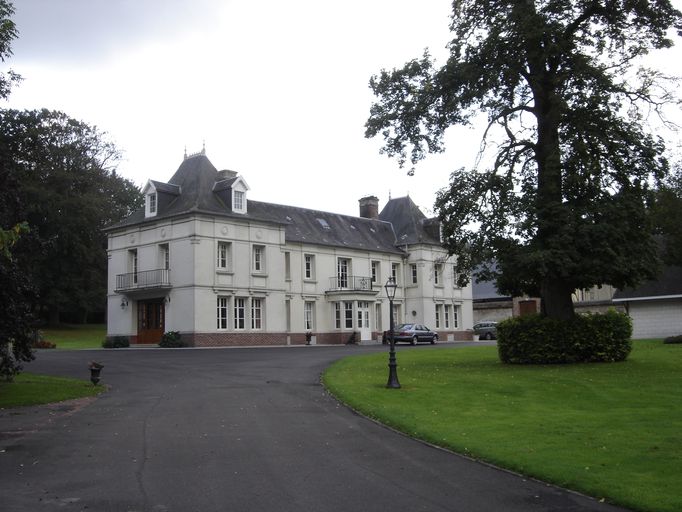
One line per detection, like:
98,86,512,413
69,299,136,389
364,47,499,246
120,297,129,310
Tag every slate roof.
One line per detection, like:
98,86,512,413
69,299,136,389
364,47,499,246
105,154,404,255
378,196,440,245
613,265,682,301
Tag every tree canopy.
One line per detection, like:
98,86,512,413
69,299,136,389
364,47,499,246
0,108,143,324
366,0,682,319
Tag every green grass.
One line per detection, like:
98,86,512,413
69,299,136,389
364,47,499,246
42,324,106,350
0,373,104,408
323,341,682,512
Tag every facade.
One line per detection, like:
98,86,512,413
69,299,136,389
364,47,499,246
105,153,474,346
613,265,682,339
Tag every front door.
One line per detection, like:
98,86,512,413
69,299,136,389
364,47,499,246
137,299,165,344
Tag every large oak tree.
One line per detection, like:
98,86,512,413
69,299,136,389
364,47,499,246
366,0,681,320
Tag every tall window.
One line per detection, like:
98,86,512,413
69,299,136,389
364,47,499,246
251,298,262,330
371,261,379,283
149,193,157,213
453,305,460,328
305,254,315,280
234,298,246,330
334,303,341,329
217,241,230,269
452,265,460,288
159,244,169,270
304,301,314,330
217,297,229,329
411,264,418,284
435,304,442,328
253,245,265,272
233,190,244,211
444,305,451,329
129,249,138,284
284,252,291,280
337,258,350,288
434,264,442,285
391,262,400,284
344,301,353,328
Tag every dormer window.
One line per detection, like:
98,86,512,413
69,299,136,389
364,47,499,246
149,193,157,214
234,190,244,211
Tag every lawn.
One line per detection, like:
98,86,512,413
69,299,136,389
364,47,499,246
42,323,106,350
0,373,104,408
323,340,682,512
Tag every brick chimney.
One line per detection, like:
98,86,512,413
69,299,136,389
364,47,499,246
358,196,379,219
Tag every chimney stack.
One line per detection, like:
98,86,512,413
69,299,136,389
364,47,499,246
359,195,379,219
216,169,238,181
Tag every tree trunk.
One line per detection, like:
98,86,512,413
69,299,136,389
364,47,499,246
540,279,575,321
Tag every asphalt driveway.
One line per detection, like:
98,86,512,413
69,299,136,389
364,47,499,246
0,345,629,512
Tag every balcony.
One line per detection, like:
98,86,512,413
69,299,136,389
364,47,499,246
327,275,375,293
116,269,171,293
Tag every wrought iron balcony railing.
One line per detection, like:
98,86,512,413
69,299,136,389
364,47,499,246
328,275,373,292
116,269,171,292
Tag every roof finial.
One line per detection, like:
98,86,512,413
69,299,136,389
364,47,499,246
201,139,206,155
388,190,392,200
184,146,187,160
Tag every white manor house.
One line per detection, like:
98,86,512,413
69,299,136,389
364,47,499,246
105,152,474,346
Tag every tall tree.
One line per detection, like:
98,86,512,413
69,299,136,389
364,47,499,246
0,0,20,99
651,162,682,266
366,0,681,320
0,109,143,324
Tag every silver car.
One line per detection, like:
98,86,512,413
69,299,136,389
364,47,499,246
385,323,438,345
473,321,497,340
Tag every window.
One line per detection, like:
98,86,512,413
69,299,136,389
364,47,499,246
453,305,460,328
159,244,169,270
285,252,291,280
304,301,315,330
435,304,442,328
334,303,341,329
344,301,353,329
304,254,315,280
337,258,350,288
251,298,262,330
391,263,400,284
129,249,138,284
217,241,230,269
434,264,442,285
444,305,451,329
411,264,418,284
149,193,157,214
217,297,229,329
371,261,379,283
453,265,460,288
233,190,244,211
253,245,265,273
234,298,246,330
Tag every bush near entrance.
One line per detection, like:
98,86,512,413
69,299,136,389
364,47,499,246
497,310,632,364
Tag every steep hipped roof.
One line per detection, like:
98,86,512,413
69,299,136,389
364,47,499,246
613,265,682,301
378,196,440,246
105,154,404,255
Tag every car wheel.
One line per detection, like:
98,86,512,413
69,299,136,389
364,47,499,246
431,335,437,344
485,332,493,340
411,336,418,346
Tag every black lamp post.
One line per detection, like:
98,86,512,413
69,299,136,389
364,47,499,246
385,277,401,389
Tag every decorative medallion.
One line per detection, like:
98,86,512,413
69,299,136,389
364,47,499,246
221,226,228,235
160,228,166,238
255,229,263,240
129,234,135,244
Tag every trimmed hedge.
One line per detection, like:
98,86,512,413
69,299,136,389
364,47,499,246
663,335,682,344
497,309,632,364
159,331,185,348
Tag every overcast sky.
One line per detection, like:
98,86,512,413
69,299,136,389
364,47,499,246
4,0,682,217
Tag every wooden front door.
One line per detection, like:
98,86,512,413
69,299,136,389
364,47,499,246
137,299,165,344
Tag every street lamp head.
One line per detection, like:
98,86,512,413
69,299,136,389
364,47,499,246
384,277,397,300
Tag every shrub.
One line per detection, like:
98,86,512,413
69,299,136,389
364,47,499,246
497,309,632,364
30,331,56,349
102,336,130,348
159,331,185,348
663,335,682,344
